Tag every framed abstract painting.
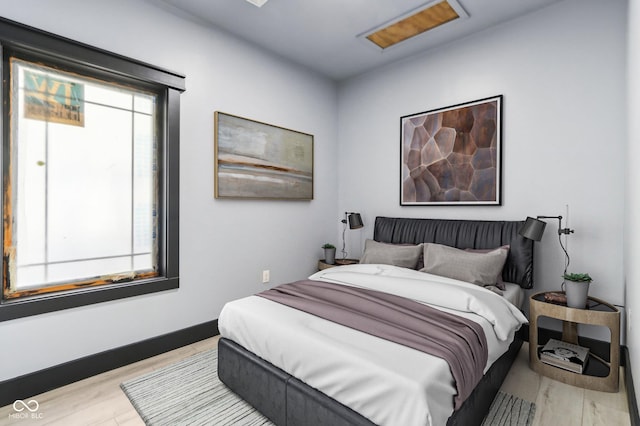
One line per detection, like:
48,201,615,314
400,95,502,206
214,112,314,200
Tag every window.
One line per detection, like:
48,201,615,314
0,18,184,321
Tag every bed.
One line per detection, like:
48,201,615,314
218,216,534,426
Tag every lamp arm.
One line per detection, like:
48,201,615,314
340,212,350,259
537,215,573,275
340,211,363,259
558,232,571,276
536,215,574,235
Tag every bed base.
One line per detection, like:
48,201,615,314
218,336,523,426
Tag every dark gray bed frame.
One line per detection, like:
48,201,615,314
218,216,534,426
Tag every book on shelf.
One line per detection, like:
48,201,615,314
540,338,589,374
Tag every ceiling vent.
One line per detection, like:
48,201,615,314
359,0,468,50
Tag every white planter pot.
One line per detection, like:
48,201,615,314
324,248,336,265
563,280,590,308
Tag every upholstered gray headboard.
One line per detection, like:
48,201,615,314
373,216,534,289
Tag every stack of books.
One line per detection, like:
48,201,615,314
540,338,589,373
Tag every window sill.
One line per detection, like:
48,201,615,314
0,277,178,322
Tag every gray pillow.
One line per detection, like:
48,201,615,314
421,243,509,286
464,245,510,290
360,239,423,269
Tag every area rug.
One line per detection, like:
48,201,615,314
121,348,536,426
121,349,271,425
481,391,536,426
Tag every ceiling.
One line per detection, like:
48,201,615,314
151,0,564,81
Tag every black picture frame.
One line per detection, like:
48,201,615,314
400,95,502,206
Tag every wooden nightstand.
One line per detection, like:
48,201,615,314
317,259,359,270
529,292,620,392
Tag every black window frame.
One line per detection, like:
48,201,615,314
0,17,184,322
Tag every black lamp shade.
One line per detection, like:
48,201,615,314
519,217,546,241
348,213,363,229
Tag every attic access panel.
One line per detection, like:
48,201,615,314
360,0,468,50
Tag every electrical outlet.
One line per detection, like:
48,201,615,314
262,270,270,283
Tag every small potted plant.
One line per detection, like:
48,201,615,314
562,272,593,308
322,243,336,265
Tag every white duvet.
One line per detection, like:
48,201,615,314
219,264,528,426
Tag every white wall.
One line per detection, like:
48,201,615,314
338,0,627,328
626,0,640,412
0,0,338,380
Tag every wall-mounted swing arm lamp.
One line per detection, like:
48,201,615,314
341,212,363,259
519,215,574,275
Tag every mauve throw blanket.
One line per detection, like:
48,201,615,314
258,280,488,410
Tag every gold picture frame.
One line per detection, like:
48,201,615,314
214,112,314,200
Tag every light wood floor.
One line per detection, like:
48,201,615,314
503,343,631,426
0,338,631,426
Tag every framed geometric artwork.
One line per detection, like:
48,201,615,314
400,95,502,206
214,112,314,200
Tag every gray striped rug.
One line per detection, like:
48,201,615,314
121,348,535,426
121,349,271,425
